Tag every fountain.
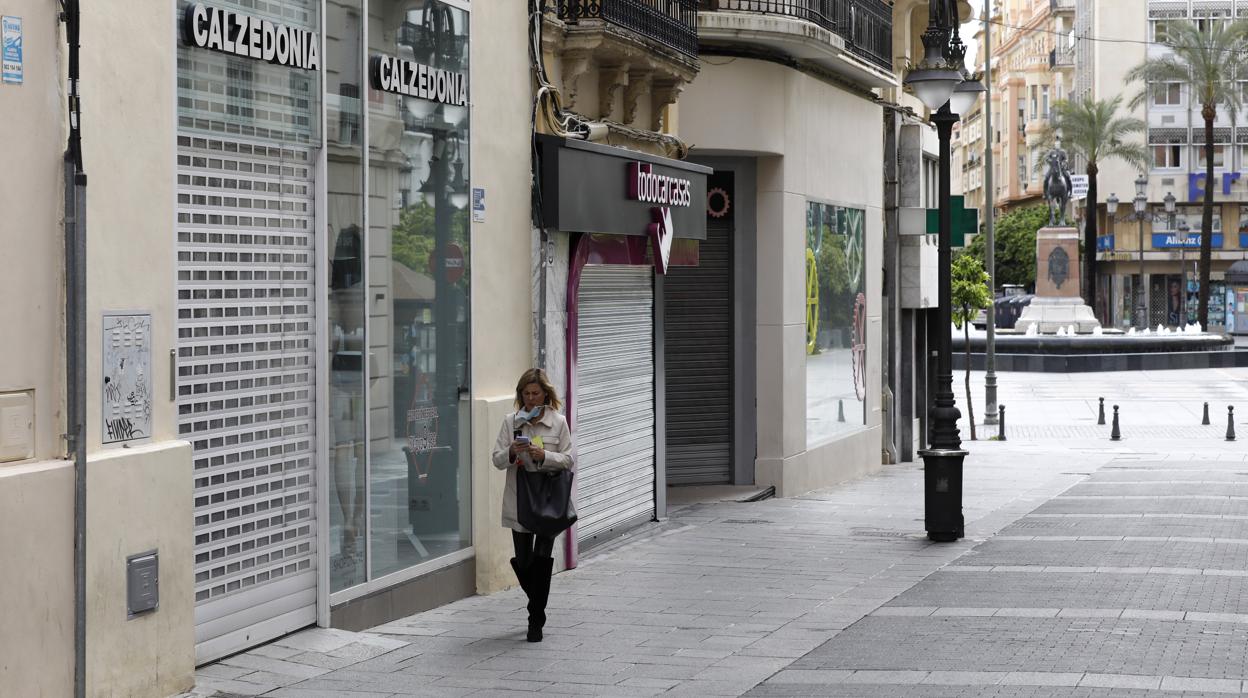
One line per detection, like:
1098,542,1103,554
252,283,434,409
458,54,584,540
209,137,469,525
951,146,1244,371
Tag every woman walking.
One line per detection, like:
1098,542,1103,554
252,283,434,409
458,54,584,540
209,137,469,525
492,368,574,642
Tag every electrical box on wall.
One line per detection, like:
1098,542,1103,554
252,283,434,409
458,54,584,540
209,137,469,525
0,390,35,463
127,550,159,617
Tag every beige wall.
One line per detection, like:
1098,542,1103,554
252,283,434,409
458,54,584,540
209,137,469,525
83,0,178,450
0,0,193,695
1092,0,1149,201
0,0,64,463
468,0,536,594
682,59,885,496
86,443,194,698
0,461,74,696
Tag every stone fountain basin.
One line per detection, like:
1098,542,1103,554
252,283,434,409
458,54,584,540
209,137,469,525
951,329,1246,372
953,332,1233,355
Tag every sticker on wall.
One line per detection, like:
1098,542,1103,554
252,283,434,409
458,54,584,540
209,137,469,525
102,313,153,444
2,16,22,85
472,187,485,223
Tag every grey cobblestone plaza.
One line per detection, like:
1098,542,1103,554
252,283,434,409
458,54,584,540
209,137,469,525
182,368,1248,697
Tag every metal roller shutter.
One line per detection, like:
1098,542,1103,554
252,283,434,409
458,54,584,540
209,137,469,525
575,266,655,545
177,35,319,662
664,218,733,485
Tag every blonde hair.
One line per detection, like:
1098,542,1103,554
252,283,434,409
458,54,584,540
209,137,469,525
514,368,562,411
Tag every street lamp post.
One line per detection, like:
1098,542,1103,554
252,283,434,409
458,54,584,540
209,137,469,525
982,2,997,426
1163,191,1179,326
1133,175,1148,329
1178,221,1190,327
904,0,981,542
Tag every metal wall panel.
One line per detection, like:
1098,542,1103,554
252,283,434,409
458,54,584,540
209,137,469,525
664,219,733,485
575,266,655,544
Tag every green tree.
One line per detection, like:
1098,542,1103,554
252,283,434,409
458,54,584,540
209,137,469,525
951,255,992,441
817,234,852,335
391,201,470,274
1038,97,1149,312
1126,19,1248,329
960,205,1047,291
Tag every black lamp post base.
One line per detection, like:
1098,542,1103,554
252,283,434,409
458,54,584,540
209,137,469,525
920,447,968,541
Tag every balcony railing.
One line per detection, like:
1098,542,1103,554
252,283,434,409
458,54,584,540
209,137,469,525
558,0,700,60
1049,0,1074,12
1049,46,1074,68
700,0,894,72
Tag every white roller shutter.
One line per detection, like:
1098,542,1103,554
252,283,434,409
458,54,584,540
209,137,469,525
575,265,656,546
177,38,319,661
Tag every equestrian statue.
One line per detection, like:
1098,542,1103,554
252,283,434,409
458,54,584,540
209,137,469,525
1043,147,1073,227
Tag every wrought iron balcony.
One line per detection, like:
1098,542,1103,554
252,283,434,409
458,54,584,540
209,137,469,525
558,0,700,60
699,0,894,72
1049,45,1074,68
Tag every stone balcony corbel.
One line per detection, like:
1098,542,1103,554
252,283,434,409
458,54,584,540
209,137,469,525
560,48,594,112
623,68,653,125
599,63,631,120
651,80,683,132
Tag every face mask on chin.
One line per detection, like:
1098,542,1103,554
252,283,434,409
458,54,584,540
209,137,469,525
517,405,543,423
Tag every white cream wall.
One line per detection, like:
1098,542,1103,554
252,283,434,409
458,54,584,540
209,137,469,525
0,3,73,694
1092,0,1149,200
1,1,193,696
80,1,194,695
469,1,535,594
682,59,885,496
0,0,63,462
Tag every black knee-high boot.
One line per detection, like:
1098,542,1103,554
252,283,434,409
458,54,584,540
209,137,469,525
526,557,554,643
510,557,533,598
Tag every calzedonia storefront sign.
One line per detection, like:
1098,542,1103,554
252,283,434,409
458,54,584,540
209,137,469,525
183,3,320,70
369,54,468,106
537,135,708,251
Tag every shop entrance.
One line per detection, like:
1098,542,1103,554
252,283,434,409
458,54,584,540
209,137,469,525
574,265,656,548
177,39,320,662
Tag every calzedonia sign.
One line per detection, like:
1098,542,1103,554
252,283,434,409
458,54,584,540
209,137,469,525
369,54,468,106
183,3,320,71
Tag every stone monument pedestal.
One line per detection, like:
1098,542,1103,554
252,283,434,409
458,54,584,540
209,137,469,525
1015,226,1102,334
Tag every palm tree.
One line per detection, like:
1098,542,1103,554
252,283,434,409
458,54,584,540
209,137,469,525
1126,19,1248,330
1041,97,1149,313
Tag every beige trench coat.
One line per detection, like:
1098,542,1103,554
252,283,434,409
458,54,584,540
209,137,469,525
491,407,575,532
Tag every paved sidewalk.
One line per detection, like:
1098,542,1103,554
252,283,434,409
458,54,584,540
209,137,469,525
182,368,1248,697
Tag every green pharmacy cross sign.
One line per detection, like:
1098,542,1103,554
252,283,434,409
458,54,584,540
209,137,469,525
926,195,979,248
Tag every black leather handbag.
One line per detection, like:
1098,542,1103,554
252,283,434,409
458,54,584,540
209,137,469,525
516,468,578,538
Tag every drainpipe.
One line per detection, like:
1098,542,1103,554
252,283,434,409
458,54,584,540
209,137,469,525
61,1,88,696
882,107,900,465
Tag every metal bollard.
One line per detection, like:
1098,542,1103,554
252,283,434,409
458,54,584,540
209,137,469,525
998,404,1006,441
1229,406,1237,442
1110,405,1121,441
1097,397,1105,426
1203,402,1211,426
837,399,845,423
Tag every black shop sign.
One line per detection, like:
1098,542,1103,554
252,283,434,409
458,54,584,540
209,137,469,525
536,135,708,242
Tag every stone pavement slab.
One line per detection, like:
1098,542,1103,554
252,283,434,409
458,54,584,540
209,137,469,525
180,367,1248,697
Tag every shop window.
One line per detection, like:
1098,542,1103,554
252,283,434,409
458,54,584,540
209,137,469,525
367,0,472,581
805,202,868,446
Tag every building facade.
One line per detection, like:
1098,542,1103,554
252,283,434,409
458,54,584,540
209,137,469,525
1087,0,1248,331
680,1,892,494
979,0,1076,214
